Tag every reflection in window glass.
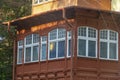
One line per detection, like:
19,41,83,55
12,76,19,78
33,34,39,43
33,46,39,61
49,28,66,59
58,41,65,57
50,42,56,59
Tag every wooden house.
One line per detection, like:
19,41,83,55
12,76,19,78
5,0,120,80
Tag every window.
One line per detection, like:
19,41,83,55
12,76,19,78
100,30,118,60
17,40,23,64
24,34,39,63
67,31,72,57
41,36,47,61
48,28,66,59
78,27,97,58
33,0,50,4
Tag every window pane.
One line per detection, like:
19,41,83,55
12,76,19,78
100,30,108,39
49,29,57,40
41,44,47,60
109,43,117,59
88,28,96,38
18,40,23,46
49,42,56,59
42,36,47,42
78,27,86,37
78,39,86,56
39,0,43,3
17,48,23,63
100,42,107,58
68,40,71,56
25,47,31,62
26,35,32,45
34,0,38,4
109,31,117,40
58,41,65,57
33,46,39,61
58,29,66,38
88,41,96,57
33,34,39,43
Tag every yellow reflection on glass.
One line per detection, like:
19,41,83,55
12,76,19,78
50,43,54,50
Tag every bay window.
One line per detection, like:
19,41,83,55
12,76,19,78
100,30,118,60
48,28,66,59
78,27,97,58
24,34,39,63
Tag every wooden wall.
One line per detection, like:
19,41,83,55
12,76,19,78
32,0,111,14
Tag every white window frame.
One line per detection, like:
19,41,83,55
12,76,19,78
77,27,98,58
48,28,66,60
33,0,53,5
100,29,118,61
17,40,23,64
24,34,39,63
40,36,47,61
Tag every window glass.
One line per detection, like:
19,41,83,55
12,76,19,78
33,46,39,61
58,29,66,38
88,28,96,38
17,48,23,64
25,47,31,62
78,27,97,58
78,39,86,56
68,40,71,56
88,41,96,57
109,31,117,40
50,29,57,40
58,41,65,57
26,35,32,45
18,40,23,46
41,44,47,60
109,43,116,59
34,0,38,4
41,36,47,60
49,42,56,59
49,28,66,59
33,34,39,43
100,30,118,60
78,27,86,37
100,42,107,58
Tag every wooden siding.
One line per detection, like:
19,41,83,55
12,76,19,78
32,0,111,14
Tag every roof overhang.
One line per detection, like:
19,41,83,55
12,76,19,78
3,6,120,29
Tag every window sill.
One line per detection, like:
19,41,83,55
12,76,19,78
78,55,97,59
99,58,118,62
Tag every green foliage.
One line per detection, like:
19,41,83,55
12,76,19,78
0,0,32,80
